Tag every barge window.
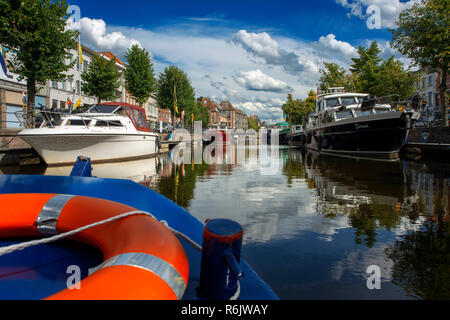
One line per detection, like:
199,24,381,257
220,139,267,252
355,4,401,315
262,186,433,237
326,98,340,108
336,110,353,120
355,110,373,117
341,97,357,106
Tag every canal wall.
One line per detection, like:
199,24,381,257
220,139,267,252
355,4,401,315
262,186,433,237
0,129,36,166
405,127,450,155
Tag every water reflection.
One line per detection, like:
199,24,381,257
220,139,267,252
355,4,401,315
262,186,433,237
0,143,449,299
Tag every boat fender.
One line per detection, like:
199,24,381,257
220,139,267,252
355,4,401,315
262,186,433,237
0,194,189,300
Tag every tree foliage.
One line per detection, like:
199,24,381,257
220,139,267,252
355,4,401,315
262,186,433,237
0,0,78,124
184,101,210,126
350,41,383,93
247,116,260,131
81,53,121,103
124,44,156,106
372,57,419,100
282,92,315,125
391,0,449,126
157,65,196,125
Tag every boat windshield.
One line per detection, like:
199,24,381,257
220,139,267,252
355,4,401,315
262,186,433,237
341,97,358,106
88,105,121,114
326,98,340,108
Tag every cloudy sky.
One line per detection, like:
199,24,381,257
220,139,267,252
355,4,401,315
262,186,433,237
68,0,416,122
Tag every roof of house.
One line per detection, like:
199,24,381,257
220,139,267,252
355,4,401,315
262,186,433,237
98,51,127,68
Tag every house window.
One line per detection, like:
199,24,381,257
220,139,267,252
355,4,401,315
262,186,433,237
61,81,66,91
52,99,58,109
60,101,66,109
428,76,433,87
67,79,73,92
52,81,58,89
83,61,88,72
76,80,80,94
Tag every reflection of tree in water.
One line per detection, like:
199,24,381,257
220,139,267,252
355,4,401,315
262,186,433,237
281,149,307,187
349,203,404,248
386,217,450,299
157,161,209,209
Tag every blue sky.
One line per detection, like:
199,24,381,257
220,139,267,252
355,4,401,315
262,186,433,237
68,0,416,122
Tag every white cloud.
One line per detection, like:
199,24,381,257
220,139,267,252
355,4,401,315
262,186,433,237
67,17,141,57
336,0,417,29
233,69,293,93
315,34,358,60
232,30,317,76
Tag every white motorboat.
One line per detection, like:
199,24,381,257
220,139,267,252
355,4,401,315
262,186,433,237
19,102,160,165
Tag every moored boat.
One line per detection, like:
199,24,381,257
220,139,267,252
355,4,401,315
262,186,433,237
18,102,160,166
287,125,305,147
304,87,420,159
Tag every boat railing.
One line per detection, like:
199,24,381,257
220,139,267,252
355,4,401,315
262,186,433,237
35,110,126,129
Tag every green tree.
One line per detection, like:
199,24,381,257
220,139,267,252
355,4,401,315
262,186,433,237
185,101,210,127
247,116,260,131
318,62,353,93
0,0,78,126
81,53,121,103
124,44,156,106
304,89,317,111
157,65,196,126
391,0,449,126
282,93,313,125
350,41,383,93
372,57,419,100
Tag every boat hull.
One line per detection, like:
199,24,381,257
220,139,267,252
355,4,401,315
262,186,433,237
305,111,410,159
19,133,159,165
288,132,305,147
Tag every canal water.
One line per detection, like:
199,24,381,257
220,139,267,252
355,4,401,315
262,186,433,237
1,144,449,300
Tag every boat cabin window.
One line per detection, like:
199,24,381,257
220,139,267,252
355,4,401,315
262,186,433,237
335,110,353,120
66,119,91,126
341,97,358,106
326,98,340,108
95,120,122,127
88,105,121,114
133,109,143,127
355,109,373,117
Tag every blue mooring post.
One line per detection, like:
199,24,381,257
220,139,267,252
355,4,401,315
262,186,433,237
198,219,244,300
70,156,92,177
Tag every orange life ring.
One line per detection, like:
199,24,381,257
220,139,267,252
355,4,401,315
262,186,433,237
0,193,189,300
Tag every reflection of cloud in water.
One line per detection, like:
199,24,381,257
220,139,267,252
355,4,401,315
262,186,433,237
330,244,393,283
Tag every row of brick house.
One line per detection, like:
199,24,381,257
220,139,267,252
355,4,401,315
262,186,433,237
198,97,249,130
0,43,172,129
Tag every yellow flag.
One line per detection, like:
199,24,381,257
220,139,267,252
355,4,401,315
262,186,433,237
173,85,178,114
78,36,83,66
73,97,82,110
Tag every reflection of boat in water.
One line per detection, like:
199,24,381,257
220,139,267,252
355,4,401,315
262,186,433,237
18,103,160,165
305,149,407,201
44,157,160,184
305,88,419,159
